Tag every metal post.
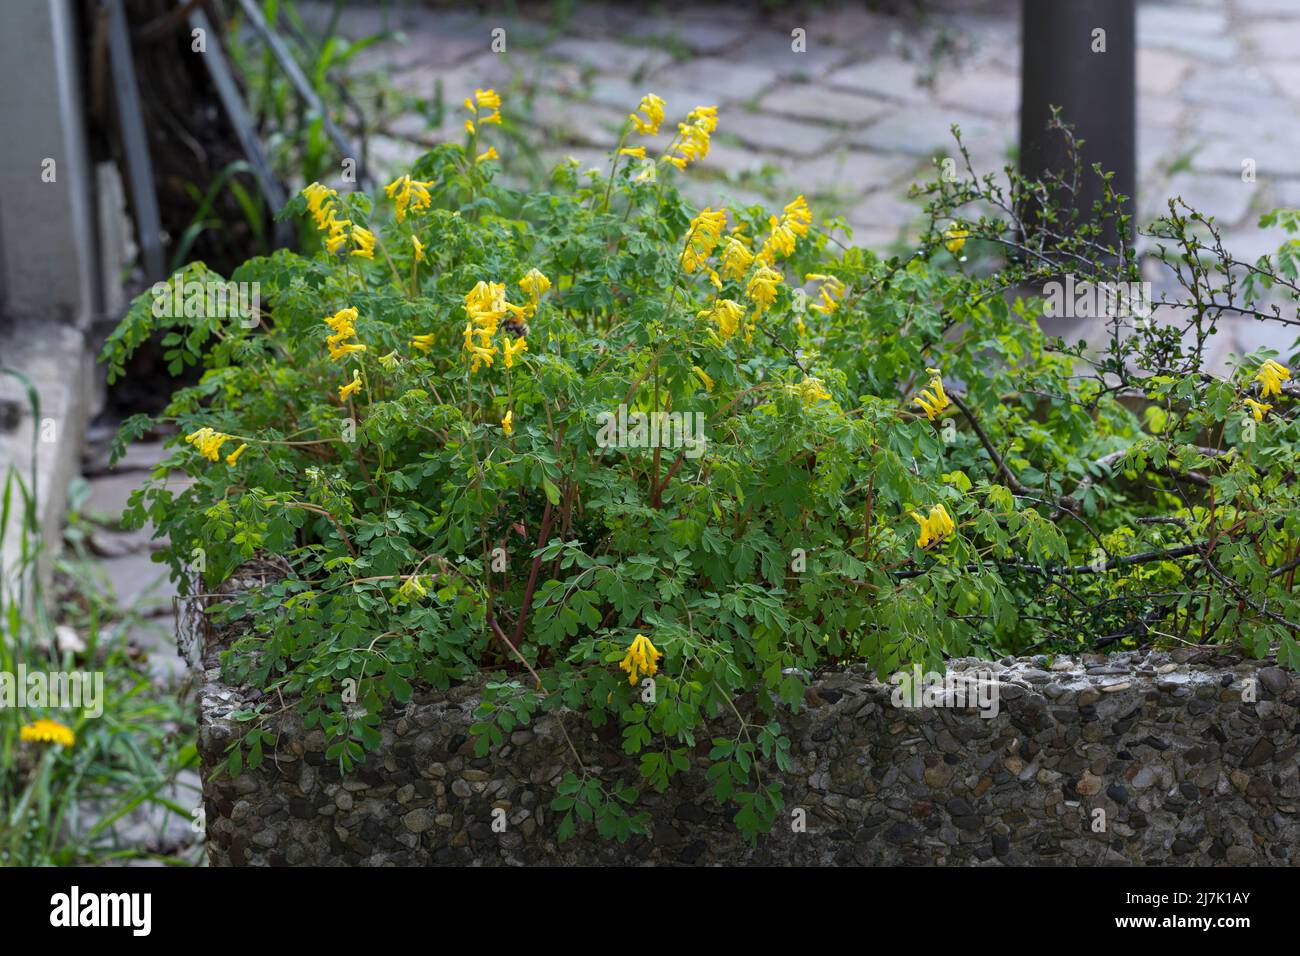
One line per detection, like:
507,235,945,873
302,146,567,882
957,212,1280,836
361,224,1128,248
1020,0,1135,250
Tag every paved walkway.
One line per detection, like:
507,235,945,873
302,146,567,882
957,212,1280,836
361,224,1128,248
294,0,1300,362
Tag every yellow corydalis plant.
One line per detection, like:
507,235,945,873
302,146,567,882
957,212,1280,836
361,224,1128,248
1255,359,1291,399
806,273,846,315
301,182,373,258
464,87,502,134
324,307,365,361
628,93,665,136
681,207,727,274
913,368,951,420
618,633,662,685
911,504,955,548
758,196,811,264
699,299,745,339
746,263,782,317
1244,397,1271,421
664,105,718,171
518,268,551,317
944,223,970,254
338,368,362,402
793,376,832,406
383,174,434,223
185,426,234,462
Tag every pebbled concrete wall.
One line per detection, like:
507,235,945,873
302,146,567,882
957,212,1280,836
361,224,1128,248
197,646,1300,866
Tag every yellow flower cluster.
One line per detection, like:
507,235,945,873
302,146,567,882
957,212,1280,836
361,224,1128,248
618,633,662,685
338,368,362,401
944,224,970,254
806,273,846,315
397,574,428,603
664,105,718,171
746,263,782,318
383,174,434,223
699,298,745,339
301,182,374,258
912,368,951,420
460,273,545,372
185,426,234,462
325,306,366,361
502,409,514,437
793,376,832,406
719,237,755,281
20,718,75,748
681,207,727,274
911,504,955,548
629,93,666,136
464,88,502,135
1244,397,1271,421
1255,359,1291,399
518,268,551,317
758,196,812,264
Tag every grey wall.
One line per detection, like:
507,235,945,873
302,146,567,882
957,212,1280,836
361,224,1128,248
197,646,1299,866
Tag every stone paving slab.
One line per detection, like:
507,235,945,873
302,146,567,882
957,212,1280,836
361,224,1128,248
312,0,1300,366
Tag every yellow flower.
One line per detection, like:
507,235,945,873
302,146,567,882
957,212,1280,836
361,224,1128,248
302,182,338,229
793,377,831,405
681,207,727,273
1244,397,1272,421
20,718,75,748
411,235,425,262
465,119,476,135
518,268,551,315
225,443,248,466
184,426,234,462
912,368,951,420
719,237,755,281
699,299,745,339
476,147,499,164
384,175,434,223
629,93,666,136
464,280,513,336
468,343,497,372
465,88,502,127
411,333,436,354
619,146,646,159
664,105,718,170
782,196,812,236
350,225,376,259
692,365,714,393
807,273,846,315
746,263,783,315
618,633,663,685
331,343,367,360
911,504,955,548
338,369,363,401
378,350,400,371
1255,359,1291,399
502,335,528,368
944,224,970,254
325,307,366,360
324,212,352,254
397,574,428,603
502,409,514,437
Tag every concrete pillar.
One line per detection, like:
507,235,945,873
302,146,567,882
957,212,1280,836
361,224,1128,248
1020,0,1136,250
0,0,102,328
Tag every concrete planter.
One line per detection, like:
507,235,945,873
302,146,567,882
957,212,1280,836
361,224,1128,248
195,620,1300,865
